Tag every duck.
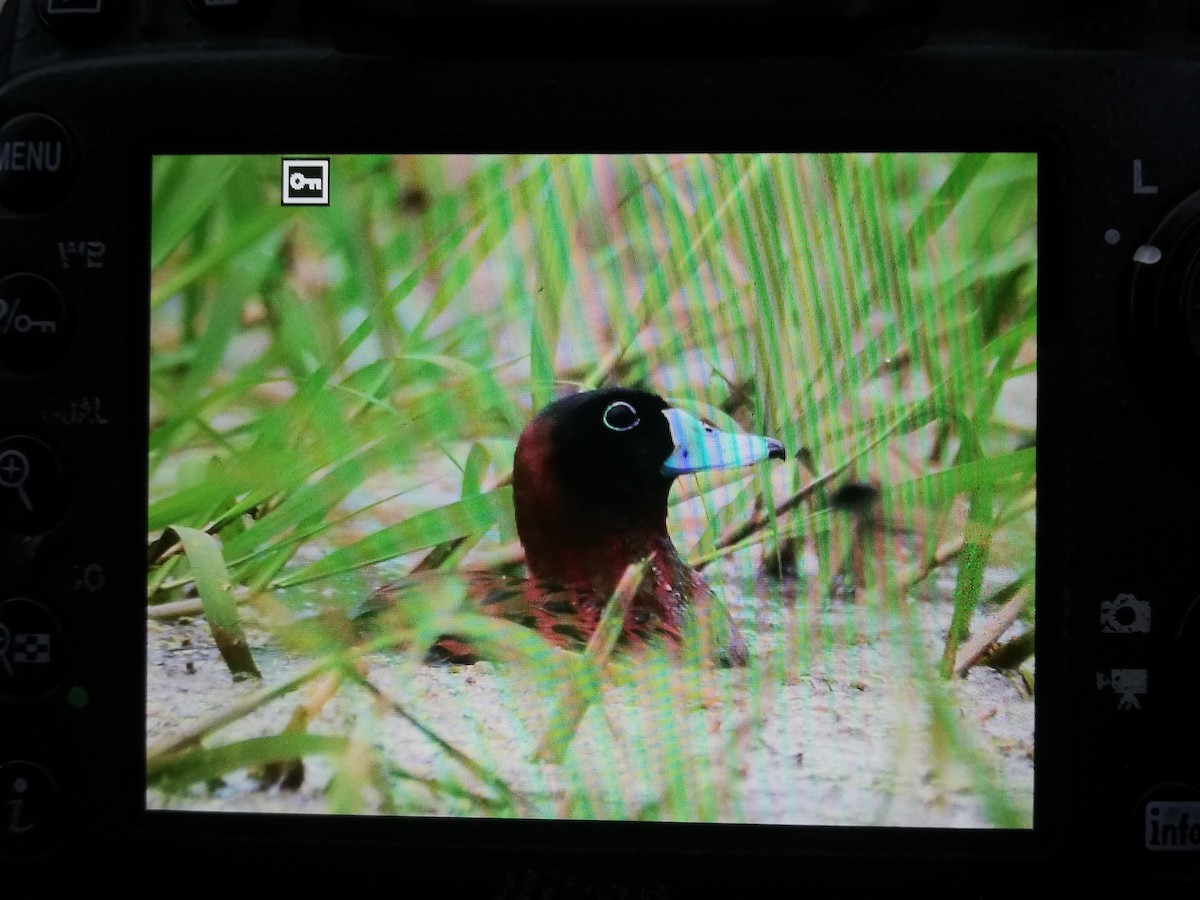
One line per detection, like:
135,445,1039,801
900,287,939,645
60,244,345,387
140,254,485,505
374,387,786,666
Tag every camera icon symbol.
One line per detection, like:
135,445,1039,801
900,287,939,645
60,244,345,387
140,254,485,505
1099,592,1151,634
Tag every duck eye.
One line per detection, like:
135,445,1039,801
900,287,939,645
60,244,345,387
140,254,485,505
602,400,640,432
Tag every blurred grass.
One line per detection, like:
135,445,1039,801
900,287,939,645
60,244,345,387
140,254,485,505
148,152,1036,825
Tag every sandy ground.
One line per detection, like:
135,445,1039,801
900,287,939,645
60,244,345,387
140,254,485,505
146,572,1034,829
144,365,1038,826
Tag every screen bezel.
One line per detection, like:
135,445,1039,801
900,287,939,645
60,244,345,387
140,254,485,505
135,130,1061,865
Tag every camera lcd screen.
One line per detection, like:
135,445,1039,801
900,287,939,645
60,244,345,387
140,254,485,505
146,152,1037,829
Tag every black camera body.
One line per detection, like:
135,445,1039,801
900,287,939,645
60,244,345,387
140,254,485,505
2,0,1199,892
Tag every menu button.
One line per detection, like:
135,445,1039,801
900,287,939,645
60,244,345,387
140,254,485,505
0,115,74,214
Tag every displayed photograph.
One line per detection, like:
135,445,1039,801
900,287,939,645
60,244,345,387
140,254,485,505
146,152,1036,827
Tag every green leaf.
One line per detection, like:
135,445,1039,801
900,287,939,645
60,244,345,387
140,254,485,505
166,525,261,679
150,207,286,308
148,733,349,791
273,487,513,588
885,447,1034,511
151,156,243,269
461,442,491,499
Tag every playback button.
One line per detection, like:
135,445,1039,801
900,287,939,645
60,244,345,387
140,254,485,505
0,273,71,375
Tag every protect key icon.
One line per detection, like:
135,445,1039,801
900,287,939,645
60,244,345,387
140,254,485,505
281,158,329,206
0,273,70,375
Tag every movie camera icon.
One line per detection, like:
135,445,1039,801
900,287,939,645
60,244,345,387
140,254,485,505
1096,667,1148,711
281,158,330,206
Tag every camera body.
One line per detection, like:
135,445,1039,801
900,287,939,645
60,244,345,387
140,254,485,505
2,0,1199,891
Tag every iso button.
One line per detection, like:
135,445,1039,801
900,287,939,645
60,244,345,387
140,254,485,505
0,273,71,374
0,114,74,214
0,436,70,535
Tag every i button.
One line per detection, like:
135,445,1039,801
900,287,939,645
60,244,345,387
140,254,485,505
0,761,65,855
0,114,75,214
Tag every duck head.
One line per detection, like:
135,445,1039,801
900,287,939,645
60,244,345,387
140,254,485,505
513,387,786,597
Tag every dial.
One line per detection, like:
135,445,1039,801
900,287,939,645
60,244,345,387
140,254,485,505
1128,189,1200,398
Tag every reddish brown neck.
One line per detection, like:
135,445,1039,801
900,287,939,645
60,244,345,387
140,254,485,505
520,512,678,597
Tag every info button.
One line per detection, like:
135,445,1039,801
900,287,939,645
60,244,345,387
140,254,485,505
0,114,74,214
1136,785,1200,877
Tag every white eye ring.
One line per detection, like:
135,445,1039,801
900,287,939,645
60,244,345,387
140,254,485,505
602,400,640,432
